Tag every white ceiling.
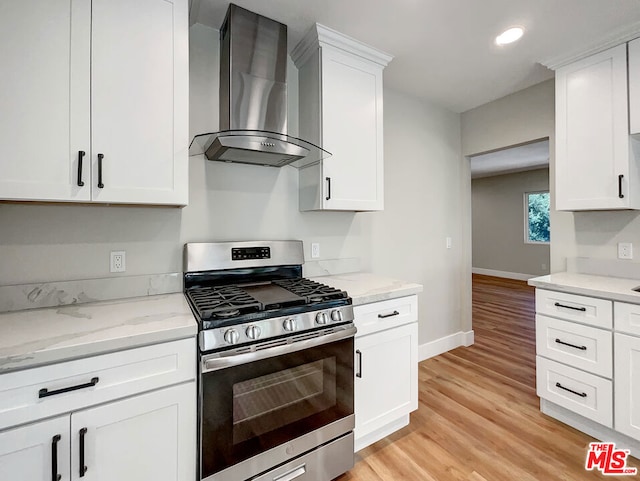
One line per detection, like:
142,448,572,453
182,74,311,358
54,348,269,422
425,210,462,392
190,0,640,113
470,139,549,179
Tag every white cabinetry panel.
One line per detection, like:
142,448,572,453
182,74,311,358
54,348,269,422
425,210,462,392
555,44,634,210
0,416,70,481
614,333,640,441
0,0,90,202
70,382,196,481
354,318,417,452
91,0,188,205
536,315,612,377
536,356,612,427
535,289,612,328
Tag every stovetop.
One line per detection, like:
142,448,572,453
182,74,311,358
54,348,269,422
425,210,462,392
185,277,351,330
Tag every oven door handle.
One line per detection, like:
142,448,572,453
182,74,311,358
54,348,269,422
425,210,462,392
202,325,357,373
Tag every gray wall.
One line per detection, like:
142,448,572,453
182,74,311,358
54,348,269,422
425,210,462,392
0,23,468,346
472,169,550,276
461,77,640,274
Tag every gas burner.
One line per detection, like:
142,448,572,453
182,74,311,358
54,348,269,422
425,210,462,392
187,285,261,320
214,309,241,318
274,278,348,303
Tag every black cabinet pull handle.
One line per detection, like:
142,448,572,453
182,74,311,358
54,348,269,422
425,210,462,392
39,377,99,398
79,427,88,477
555,382,587,398
378,310,400,319
356,349,362,378
555,338,587,351
554,302,586,312
97,153,104,188
77,151,85,187
51,434,61,481
325,177,331,201
619,174,624,199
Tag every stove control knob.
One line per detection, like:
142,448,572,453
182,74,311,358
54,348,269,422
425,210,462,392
316,312,328,325
283,318,298,332
246,325,261,340
224,329,240,345
331,310,343,322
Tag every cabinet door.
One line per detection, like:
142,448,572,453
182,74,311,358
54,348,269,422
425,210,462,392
555,44,630,210
70,382,196,481
0,416,70,481
91,0,188,205
354,322,418,448
614,333,640,441
629,38,640,135
0,0,90,202
321,47,384,211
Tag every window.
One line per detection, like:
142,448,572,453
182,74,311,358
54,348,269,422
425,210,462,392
525,191,550,243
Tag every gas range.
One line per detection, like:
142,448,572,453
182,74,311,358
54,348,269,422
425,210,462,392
183,240,354,353
185,241,356,481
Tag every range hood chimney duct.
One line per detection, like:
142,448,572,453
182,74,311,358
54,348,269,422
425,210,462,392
189,4,330,168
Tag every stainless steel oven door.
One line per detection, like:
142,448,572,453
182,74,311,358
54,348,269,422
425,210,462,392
200,325,356,481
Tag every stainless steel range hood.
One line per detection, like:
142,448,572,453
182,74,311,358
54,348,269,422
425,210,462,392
189,4,330,168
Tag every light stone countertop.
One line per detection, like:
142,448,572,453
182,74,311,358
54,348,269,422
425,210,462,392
0,272,421,374
313,272,423,305
0,293,197,373
528,272,640,304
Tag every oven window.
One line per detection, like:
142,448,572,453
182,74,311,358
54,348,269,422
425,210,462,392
232,358,336,444
200,337,353,478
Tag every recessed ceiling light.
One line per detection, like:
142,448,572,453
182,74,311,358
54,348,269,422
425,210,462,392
495,27,524,46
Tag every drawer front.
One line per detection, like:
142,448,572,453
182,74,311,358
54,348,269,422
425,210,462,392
536,289,612,328
536,315,612,378
536,356,612,427
353,295,418,337
614,301,640,336
0,338,195,430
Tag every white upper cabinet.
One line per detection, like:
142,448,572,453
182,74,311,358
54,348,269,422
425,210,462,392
629,38,640,135
0,0,90,202
0,0,188,206
293,25,392,211
555,44,638,210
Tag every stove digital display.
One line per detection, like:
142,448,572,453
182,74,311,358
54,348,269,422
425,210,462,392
231,246,271,261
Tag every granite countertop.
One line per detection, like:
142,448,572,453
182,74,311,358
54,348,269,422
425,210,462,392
313,272,423,305
528,272,640,304
0,293,197,373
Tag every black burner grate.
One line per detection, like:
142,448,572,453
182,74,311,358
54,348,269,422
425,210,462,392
274,278,348,303
187,285,262,320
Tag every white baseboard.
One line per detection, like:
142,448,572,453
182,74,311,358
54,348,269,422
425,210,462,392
472,267,536,281
419,330,475,361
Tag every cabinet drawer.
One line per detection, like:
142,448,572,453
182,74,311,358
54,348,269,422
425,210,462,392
0,338,195,430
536,356,612,427
353,295,417,337
614,301,640,336
536,315,612,378
535,289,612,328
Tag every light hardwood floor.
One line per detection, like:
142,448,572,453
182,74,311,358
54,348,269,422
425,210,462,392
337,274,639,481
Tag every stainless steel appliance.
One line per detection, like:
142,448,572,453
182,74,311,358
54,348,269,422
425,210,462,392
184,240,355,481
189,4,330,168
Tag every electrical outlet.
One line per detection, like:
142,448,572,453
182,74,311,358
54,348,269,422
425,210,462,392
446,237,452,249
110,251,126,272
311,243,320,259
618,242,633,260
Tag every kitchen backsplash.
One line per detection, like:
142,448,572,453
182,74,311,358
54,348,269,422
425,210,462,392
0,273,182,313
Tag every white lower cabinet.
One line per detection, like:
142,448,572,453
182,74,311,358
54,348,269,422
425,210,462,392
0,339,196,481
353,296,418,451
0,415,70,481
615,333,640,441
71,382,195,481
534,288,640,454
